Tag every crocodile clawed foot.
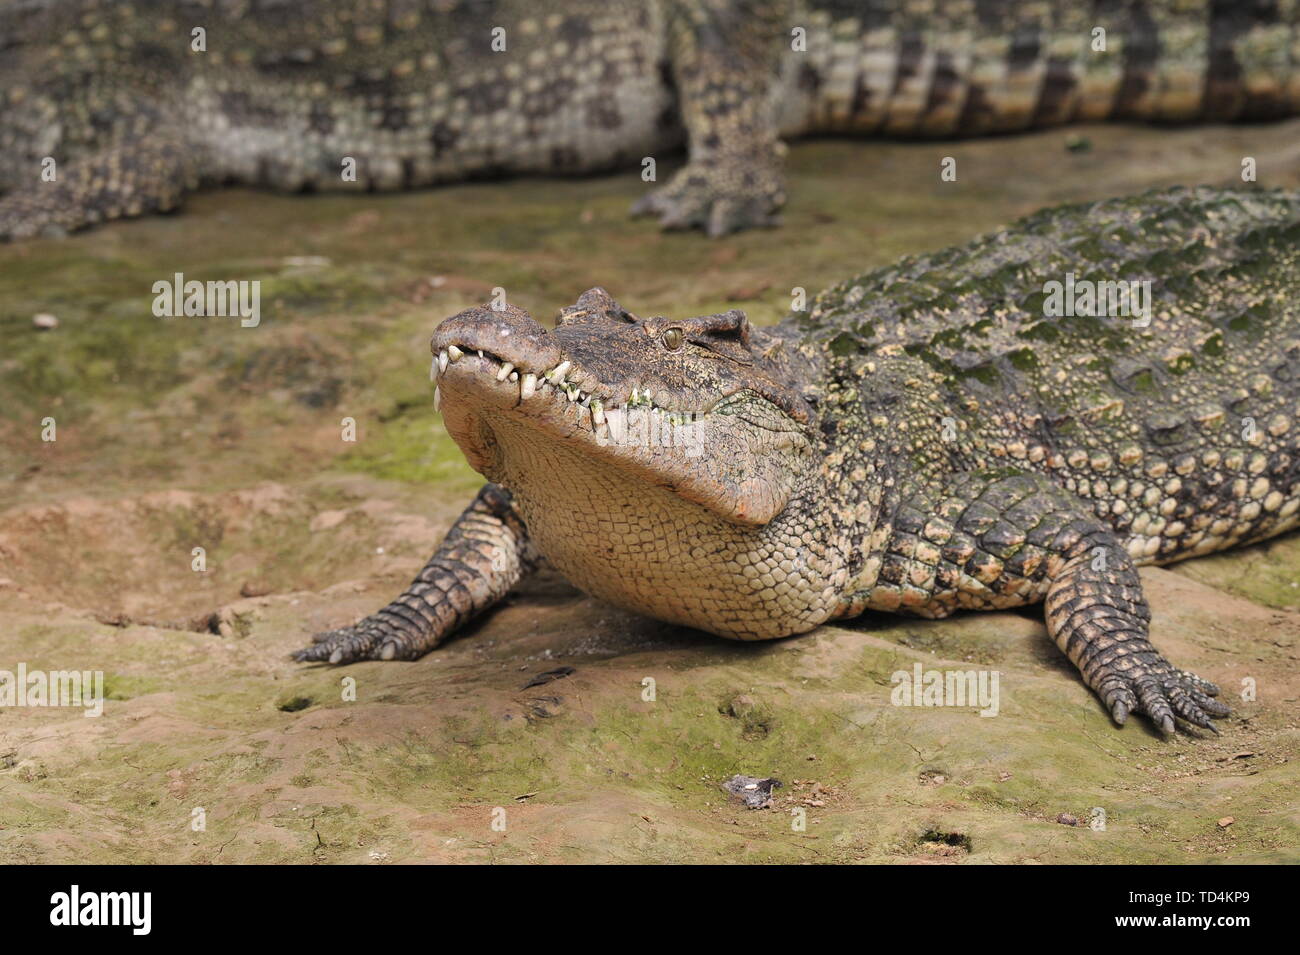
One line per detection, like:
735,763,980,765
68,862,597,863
292,622,386,664
293,607,449,663
1098,658,1231,736
631,157,783,237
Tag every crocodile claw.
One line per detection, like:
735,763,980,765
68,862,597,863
631,157,784,237
1099,659,1231,735
292,622,386,664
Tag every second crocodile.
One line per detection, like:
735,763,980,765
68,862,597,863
4,0,1300,239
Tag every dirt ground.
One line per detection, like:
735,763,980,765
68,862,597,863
2,121,1298,863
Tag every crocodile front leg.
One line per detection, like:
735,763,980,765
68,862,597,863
851,471,1231,734
293,483,539,664
1044,524,1230,733
631,0,789,236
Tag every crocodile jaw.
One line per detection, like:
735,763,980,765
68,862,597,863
431,348,837,639
433,345,805,527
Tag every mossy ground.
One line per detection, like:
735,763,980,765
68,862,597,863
1,122,1298,863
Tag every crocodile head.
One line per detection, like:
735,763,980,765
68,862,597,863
431,287,817,525
429,288,843,639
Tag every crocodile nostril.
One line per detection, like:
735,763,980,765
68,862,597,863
431,302,561,373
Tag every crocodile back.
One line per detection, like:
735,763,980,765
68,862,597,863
795,186,1300,563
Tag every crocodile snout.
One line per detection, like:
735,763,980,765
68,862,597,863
431,303,561,373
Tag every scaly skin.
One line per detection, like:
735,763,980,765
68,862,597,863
297,185,1300,738
3,1,1299,238
301,483,539,662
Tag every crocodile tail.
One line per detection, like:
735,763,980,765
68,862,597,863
795,0,1300,137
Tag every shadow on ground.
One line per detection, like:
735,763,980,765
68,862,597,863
1,122,1298,863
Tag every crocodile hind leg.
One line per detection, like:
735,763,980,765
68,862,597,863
856,471,1231,734
293,484,539,664
0,132,197,241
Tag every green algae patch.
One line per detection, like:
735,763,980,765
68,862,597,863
337,407,480,492
101,673,167,701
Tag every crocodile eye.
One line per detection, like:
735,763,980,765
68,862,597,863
662,327,684,351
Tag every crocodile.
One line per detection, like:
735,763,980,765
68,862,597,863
3,0,1299,239
294,185,1300,736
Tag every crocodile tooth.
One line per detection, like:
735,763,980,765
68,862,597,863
438,350,449,374
446,345,463,362
605,407,626,444
580,394,592,407
590,398,605,425
520,373,537,399
547,360,571,384
434,385,441,412
477,349,484,359
497,362,514,382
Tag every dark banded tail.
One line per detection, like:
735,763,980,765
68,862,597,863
797,0,1300,137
